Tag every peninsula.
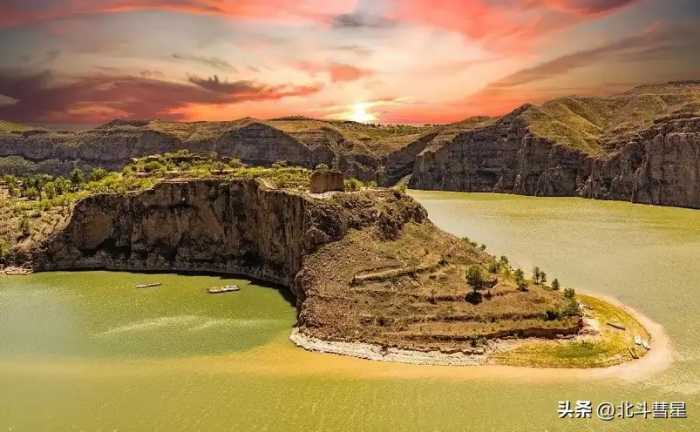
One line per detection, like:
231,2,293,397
0,154,652,367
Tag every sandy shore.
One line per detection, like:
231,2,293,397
290,292,674,381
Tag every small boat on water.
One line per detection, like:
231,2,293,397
136,282,162,288
606,321,626,330
208,284,240,294
628,347,639,359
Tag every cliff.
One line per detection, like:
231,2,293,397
0,118,427,183
19,178,580,353
4,81,698,208
410,81,700,208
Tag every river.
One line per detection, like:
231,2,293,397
1,191,698,431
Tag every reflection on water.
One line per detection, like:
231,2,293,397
1,192,699,431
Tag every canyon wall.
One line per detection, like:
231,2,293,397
34,179,426,298
411,116,700,209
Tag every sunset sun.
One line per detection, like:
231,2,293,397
349,103,376,123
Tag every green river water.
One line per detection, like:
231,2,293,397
1,191,699,431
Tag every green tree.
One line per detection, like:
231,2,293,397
564,287,576,299
24,187,39,200
466,265,484,291
532,266,541,284
89,168,108,182
487,260,499,273
70,168,85,189
551,278,560,290
43,181,56,200
514,268,527,291
540,271,547,284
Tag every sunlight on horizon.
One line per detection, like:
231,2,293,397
348,103,376,123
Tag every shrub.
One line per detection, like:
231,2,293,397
551,278,560,290
89,168,108,182
562,299,580,317
142,161,163,173
465,290,483,305
564,287,576,299
487,260,499,273
70,168,85,187
345,178,363,191
544,309,561,320
514,268,527,291
0,240,10,260
466,265,484,290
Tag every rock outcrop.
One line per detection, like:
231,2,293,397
23,178,580,353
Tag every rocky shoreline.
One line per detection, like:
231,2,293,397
291,294,656,369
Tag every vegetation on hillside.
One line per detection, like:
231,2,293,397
0,150,373,262
522,81,700,155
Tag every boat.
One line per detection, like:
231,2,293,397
208,284,240,294
136,282,162,288
641,340,651,350
606,321,626,330
628,347,639,359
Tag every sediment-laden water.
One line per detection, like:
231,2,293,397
1,192,699,431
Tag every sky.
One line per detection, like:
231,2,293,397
0,0,699,125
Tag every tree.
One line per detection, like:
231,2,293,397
466,265,484,291
70,168,85,189
498,255,509,268
24,187,39,200
540,271,547,284
487,260,499,274
514,268,527,291
564,287,576,299
89,168,108,182
532,266,541,284
43,182,56,200
551,278,560,290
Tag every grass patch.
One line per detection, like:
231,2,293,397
493,294,650,368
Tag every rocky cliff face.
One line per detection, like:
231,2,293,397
0,118,412,183
24,179,580,352
35,179,423,295
410,115,700,208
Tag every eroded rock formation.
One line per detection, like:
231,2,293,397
24,179,580,352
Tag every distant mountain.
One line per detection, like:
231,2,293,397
410,81,700,208
2,81,700,208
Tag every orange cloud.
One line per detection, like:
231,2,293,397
297,62,374,82
0,0,357,28
388,0,641,52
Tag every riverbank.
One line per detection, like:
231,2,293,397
291,293,671,373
